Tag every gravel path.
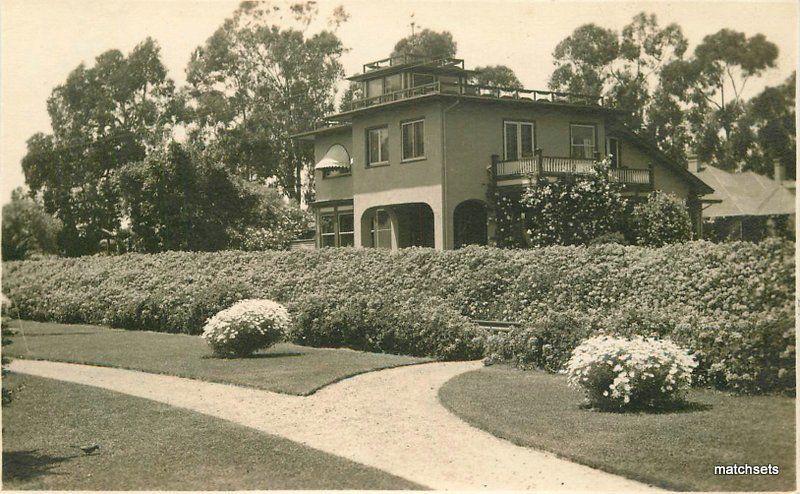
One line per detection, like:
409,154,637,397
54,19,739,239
9,359,661,491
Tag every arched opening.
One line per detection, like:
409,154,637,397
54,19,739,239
454,200,488,248
361,203,434,249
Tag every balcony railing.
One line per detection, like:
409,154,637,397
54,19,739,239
343,81,604,112
362,55,466,73
494,155,653,187
347,81,442,111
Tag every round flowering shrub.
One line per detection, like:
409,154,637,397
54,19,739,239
566,335,697,411
202,299,290,358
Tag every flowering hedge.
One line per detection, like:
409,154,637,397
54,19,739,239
566,335,697,410
2,239,794,392
202,299,290,357
287,292,485,360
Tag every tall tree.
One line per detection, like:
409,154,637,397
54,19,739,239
184,1,346,203
662,29,779,169
549,14,688,160
21,38,177,256
741,71,796,179
391,29,456,59
472,65,523,89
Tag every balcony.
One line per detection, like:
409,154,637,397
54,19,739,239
343,81,605,112
493,155,653,188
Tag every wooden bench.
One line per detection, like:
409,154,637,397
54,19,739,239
471,319,522,333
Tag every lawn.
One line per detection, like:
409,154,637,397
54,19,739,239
2,373,422,490
439,365,795,492
5,320,429,395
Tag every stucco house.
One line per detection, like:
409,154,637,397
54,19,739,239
293,54,713,250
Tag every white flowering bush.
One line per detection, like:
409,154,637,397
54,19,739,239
202,299,290,357
566,335,697,410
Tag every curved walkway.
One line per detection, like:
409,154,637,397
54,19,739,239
9,359,661,492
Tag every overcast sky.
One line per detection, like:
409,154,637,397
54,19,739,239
1,0,797,205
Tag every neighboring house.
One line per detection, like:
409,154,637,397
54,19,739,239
690,158,796,241
293,54,713,250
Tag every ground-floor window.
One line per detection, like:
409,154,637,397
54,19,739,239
317,205,354,248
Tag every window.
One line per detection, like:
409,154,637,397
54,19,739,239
338,213,354,247
401,119,425,161
504,121,535,160
412,73,435,87
367,127,389,165
366,78,383,98
319,214,336,247
318,208,353,248
384,74,402,93
570,124,596,159
371,209,392,249
607,137,620,168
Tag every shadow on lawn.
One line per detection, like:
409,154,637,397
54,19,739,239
20,332,99,337
2,449,78,482
580,400,713,415
201,351,305,360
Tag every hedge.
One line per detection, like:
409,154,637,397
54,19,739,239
2,240,795,389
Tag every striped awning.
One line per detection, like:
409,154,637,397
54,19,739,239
315,144,351,171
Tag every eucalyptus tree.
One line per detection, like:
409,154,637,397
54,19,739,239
21,38,177,255
184,0,347,203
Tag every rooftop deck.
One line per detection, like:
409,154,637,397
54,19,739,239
344,80,605,112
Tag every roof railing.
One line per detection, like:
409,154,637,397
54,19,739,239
342,80,604,112
362,54,465,73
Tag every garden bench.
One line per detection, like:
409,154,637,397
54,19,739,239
471,319,521,334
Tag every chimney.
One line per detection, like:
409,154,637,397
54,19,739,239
687,155,702,173
774,160,785,184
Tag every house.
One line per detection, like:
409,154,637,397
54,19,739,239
689,158,796,241
293,54,714,250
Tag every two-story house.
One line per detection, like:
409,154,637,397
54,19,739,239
293,54,713,250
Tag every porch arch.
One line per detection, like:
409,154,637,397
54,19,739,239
453,200,488,248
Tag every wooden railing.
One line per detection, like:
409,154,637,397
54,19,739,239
362,55,465,73
494,154,653,186
347,81,441,110
344,82,604,111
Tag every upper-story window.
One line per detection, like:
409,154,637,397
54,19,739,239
367,126,389,165
570,124,596,159
607,137,620,167
365,74,403,97
504,121,534,161
401,119,425,161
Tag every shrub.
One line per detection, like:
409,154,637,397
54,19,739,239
629,191,693,246
566,335,697,410
201,299,290,358
519,159,628,246
288,292,485,360
2,294,17,404
483,310,593,371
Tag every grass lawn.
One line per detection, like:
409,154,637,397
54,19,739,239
2,373,422,490
439,365,795,492
5,320,429,395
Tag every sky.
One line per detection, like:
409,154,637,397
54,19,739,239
1,0,797,206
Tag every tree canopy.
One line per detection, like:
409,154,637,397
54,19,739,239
21,38,178,256
472,65,523,89
184,1,346,202
391,29,457,58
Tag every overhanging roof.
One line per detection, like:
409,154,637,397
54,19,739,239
692,165,796,217
290,124,351,141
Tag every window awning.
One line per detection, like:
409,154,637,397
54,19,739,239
315,144,352,171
